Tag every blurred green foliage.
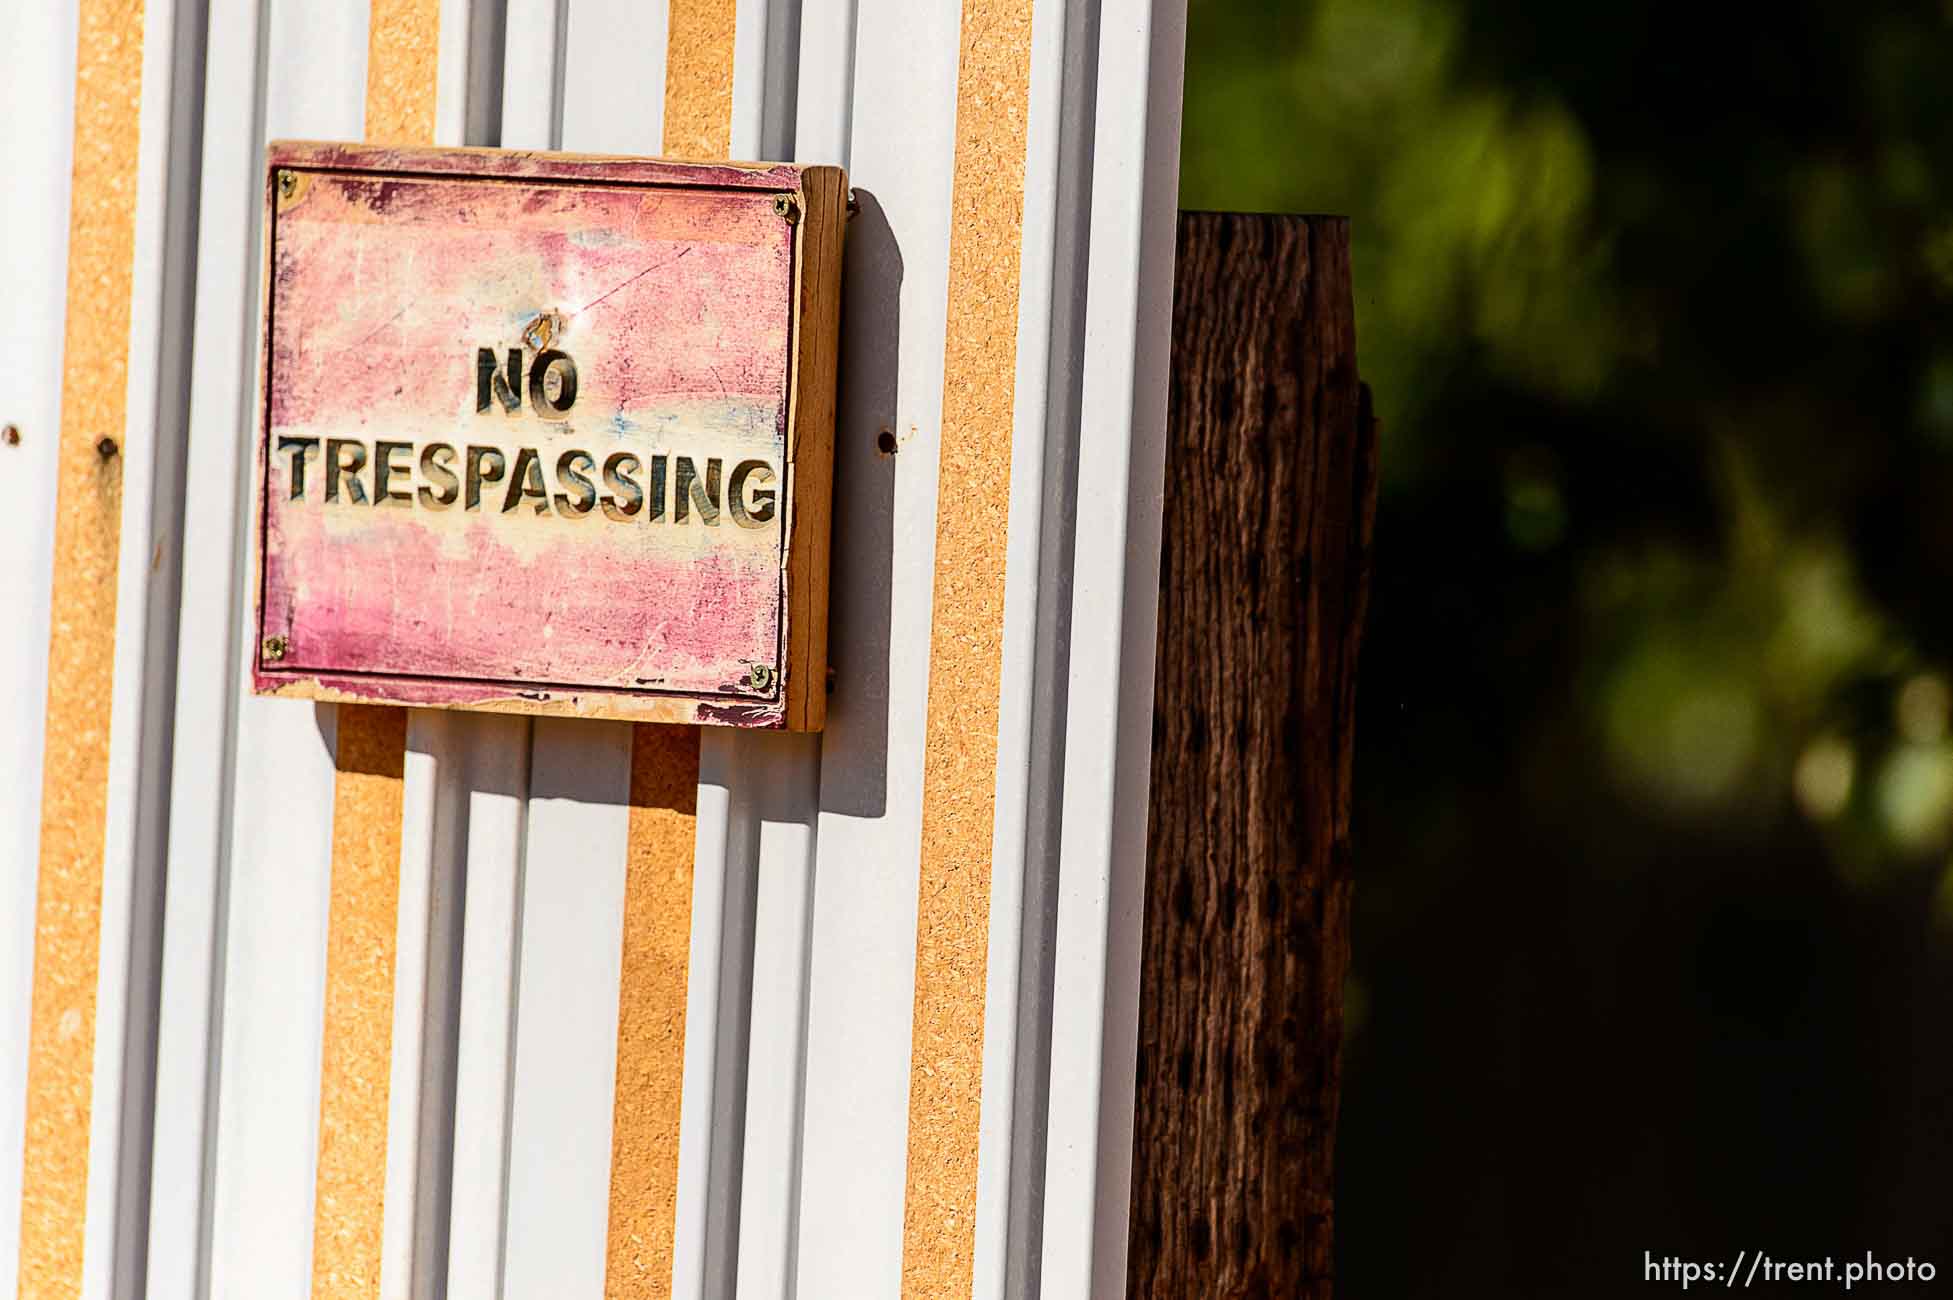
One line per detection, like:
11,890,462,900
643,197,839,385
1181,0,1953,1291
1183,0,1953,844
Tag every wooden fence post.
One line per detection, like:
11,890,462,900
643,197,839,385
1128,212,1378,1299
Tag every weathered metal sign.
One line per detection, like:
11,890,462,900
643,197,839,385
251,142,845,729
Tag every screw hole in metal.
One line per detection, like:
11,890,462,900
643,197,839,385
876,430,898,456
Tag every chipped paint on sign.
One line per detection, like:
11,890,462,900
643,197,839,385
252,142,846,729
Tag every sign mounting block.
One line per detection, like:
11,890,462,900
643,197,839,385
251,141,846,730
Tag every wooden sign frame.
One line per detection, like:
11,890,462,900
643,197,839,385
249,141,845,730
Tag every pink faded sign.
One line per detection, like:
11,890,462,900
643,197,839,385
252,142,846,729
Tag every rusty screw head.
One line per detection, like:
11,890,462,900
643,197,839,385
262,634,288,663
772,194,800,224
96,436,118,459
1,424,18,446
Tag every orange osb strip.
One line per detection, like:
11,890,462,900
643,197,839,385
902,0,1038,1294
19,0,149,1292
310,3,440,1295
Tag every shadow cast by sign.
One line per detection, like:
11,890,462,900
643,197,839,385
817,188,900,822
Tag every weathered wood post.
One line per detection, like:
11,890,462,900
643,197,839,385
1128,213,1377,1299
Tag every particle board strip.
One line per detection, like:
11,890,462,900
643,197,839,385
312,704,410,1298
605,723,703,1297
661,0,737,162
364,0,441,147
601,4,728,1292
901,0,1039,1294
310,3,440,1295
18,0,149,1293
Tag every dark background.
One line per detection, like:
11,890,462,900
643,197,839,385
1180,0,1953,1293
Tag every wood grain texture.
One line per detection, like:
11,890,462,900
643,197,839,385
783,166,847,731
19,0,147,1294
903,0,1036,1292
604,723,701,1298
1126,214,1377,1300
312,5,438,1295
